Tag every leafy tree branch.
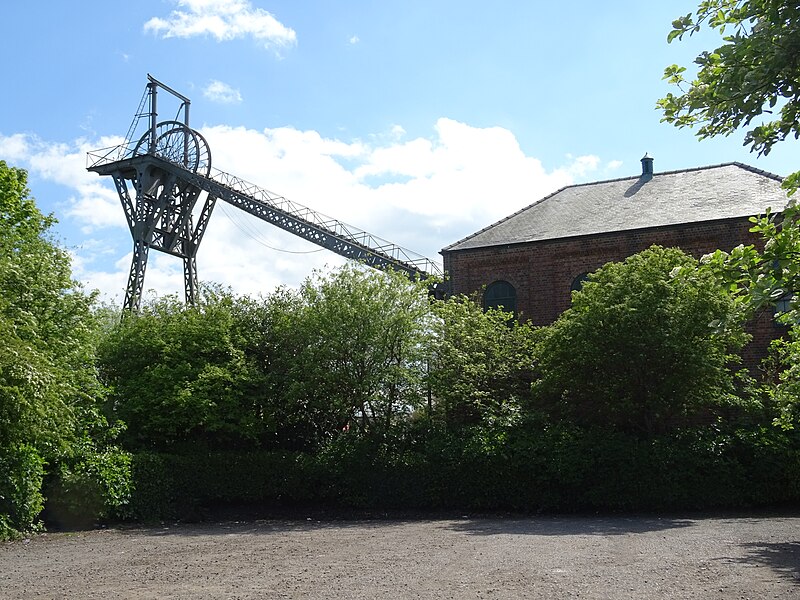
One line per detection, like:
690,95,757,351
657,0,800,194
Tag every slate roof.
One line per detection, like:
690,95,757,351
443,162,788,252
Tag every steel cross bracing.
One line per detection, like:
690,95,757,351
88,140,442,311
90,153,217,310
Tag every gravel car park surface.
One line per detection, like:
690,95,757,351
2,512,799,599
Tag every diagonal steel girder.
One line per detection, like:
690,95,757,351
152,158,439,280
89,152,440,310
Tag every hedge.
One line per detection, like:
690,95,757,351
120,425,800,521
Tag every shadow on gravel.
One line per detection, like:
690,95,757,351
734,541,800,583
128,510,455,538
444,515,694,537
123,512,696,540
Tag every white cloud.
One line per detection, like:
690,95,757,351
345,118,579,226
390,124,406,139
204,80,243,104
3,122,606,305
0,133,30,161
349,35,359,45
559,154,601,179
1,133,128,232
144,0,296,51
68,245,128,298
606,159,624,172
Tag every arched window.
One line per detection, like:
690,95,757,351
776,294,793,313
771,260,793,326
484,280,516,314
571,272,589,293
775,293,794,327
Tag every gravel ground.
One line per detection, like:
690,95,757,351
2,512,799,599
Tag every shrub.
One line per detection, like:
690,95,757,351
0,444,45,539
125,451,317,521
0,161,124,536
121,424,800,520
532,246,752,437
45,445,132,529
428,296,537,429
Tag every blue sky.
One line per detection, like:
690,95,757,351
2,1,797,303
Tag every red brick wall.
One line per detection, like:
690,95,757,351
442,216,782,369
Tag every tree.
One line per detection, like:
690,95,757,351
98,266,435,451
760,329,800,428
0,161,129,538
98,288,269,450
272,265,432,447
695,207,800,324
532,247,751,437
658,2,800,325
427,296,536,429
657,0,800,192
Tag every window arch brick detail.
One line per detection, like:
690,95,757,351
484,280,517,314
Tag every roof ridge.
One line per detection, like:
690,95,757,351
727,161,784,182
441,184,568,251
440,161,785,253
558,161,784,189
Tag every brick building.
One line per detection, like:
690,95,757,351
441,157,789,364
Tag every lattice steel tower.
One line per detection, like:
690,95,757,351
88,76,442,311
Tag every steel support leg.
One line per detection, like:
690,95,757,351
123,239,150,311
183,254,199,306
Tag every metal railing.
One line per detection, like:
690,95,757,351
87,143,443,277
86,140,139,168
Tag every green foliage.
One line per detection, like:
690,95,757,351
280,265,432,444
122,424,800,520
251,265,433,449
761,326,800,429
0,444,45,539
94,247,798,518
533,246,751,436
427,296,537,428
657,2,800,432
698,205,800,325
658,0,800,193
98,265,434,452
98,289,269,450
45,447,132,528
125,451,315,521
0,161,94,458
0,161,128,538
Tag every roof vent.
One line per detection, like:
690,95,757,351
641,153,654,178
